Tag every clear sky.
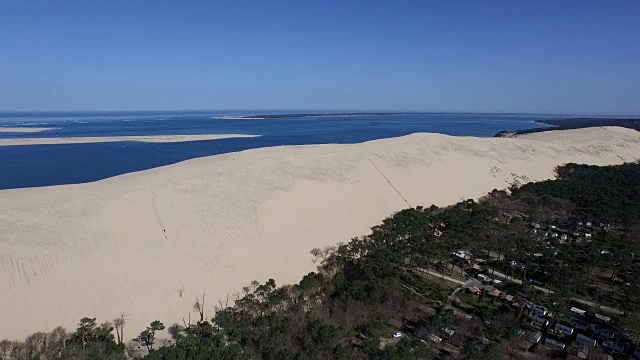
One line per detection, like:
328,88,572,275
1,1,639,114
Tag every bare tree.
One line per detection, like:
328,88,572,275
217,294,231,312
113,313,127,345
193,289,206,322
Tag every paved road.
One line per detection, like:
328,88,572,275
473,264,554,294
422,266,625,316
473,265,625,315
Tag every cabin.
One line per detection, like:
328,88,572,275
529,331,542,344
467,286,482,297
570,307,586,317
595,313,611,323
591,326,615,340
570,319,589,331
428,333,443,343
576,334,597,348
530,305,548,317
554,323,574,336
500,294,514,303
530,316,548,328
603,340,625,353
544,338,566,351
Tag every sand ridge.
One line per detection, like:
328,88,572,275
0,126,639,339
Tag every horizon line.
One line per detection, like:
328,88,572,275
0,109,638,118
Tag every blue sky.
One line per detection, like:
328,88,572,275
1,1,639,114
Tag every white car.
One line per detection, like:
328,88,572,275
392,332,402,338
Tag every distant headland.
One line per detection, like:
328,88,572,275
495,117,640,137
219,112,398,120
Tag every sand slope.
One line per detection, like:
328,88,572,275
0,126,639,339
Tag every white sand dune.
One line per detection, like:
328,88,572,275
0,127,54,133
0,126,639,340
0,134,257,146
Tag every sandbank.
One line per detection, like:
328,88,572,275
0,126,639,339
0,127,55,133
0,134,258,146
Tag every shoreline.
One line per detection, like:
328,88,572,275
0,134,258,146
0,126,639,339
0,127,55,133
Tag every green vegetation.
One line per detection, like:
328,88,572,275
3,161,640,359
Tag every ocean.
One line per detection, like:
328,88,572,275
0,111,558,189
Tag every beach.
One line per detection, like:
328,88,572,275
0,134,258,146
0,126,639,340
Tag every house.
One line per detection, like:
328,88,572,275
603,340,625,353
530,316,549,329
595,313,611,323
544,338,566,351
529,331,542,344
554,323,574,336
467,286,482,297
591,326,615,340
531,305,548,317
570,319,589,331
428,333,443,343
576,334,597,348
570,307,586,317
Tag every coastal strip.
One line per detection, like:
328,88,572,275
0,126,638,339
0,127,55,133
0,134,259,146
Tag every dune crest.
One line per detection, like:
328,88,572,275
0,126,639,339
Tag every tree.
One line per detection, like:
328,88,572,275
167,323,184,341
0,340,12,358
113,313,126,345
193,289,206,322
136,320,165,352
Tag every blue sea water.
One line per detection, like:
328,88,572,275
0,111,558,190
